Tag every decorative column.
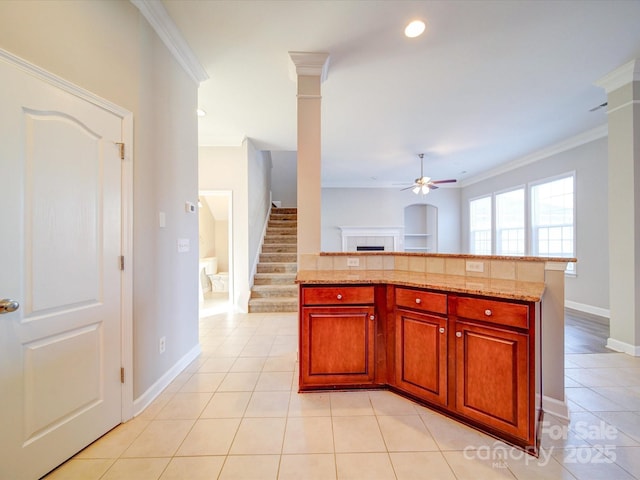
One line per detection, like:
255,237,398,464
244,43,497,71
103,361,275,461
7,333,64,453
289,52,330,258
596,59,640,355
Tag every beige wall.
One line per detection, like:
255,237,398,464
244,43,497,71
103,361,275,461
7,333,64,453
198,200,217,258
198,196,230,272
199,145,251,310
0,0,200,401
199,141,271,311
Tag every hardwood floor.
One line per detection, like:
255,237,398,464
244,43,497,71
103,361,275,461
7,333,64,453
564,308,610,354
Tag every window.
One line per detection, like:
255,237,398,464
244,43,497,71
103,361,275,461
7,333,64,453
496,188,525,256
469,196,492,254
468,173,575,273
531,176,575,271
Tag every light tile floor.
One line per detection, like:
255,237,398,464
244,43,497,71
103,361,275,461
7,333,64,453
44,312,640,480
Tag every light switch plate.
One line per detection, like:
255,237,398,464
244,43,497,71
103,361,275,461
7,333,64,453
466,261,484,273
177,238,190,253
347,257,360,267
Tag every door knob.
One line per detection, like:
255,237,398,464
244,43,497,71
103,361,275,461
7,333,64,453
0,299,19,314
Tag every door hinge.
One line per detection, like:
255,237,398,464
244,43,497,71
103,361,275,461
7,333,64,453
120,367,125,383
119,256,125,270
115,142,125,160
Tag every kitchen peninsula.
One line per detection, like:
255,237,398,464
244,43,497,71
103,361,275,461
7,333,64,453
296,252,574,454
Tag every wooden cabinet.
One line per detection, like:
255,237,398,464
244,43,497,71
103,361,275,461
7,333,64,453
299,286,376,389
395,309,448,406
298,282,540,453
454,320,530,440
394,287,448,405
452,296,538,448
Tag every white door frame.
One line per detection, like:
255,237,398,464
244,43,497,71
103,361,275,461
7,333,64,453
1,48,134,421
198,190,234,310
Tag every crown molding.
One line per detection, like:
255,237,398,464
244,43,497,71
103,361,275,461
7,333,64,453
595,58,640,93
131,0,209,84
459,124,608,188
289,52,330,82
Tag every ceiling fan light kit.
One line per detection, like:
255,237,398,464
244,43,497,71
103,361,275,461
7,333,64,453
413,184,430,195
402,154,457,195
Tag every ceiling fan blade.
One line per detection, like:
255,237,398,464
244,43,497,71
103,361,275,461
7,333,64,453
400,185,417,191
429,185,439,190
430,179,457,184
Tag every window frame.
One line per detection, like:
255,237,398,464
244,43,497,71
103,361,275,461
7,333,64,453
467,172,576,275
529,172,576,275
494,185,526,257
469,194,493,255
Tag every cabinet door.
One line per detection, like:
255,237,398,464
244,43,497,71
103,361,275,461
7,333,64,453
395,309,448,406
300,306,375,388
454,321,529,440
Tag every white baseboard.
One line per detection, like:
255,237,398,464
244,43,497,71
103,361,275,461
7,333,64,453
564,300,610,319
606,337,640,356
133,343,202,417
542,395,570,421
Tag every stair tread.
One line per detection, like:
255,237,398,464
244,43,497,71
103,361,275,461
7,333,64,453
249,297,298,304
258,261,297,265
249,208,298,312
255,272,296,276
252,284,297,290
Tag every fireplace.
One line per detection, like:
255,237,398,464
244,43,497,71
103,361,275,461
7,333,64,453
356,246,385,251
339,226,404,252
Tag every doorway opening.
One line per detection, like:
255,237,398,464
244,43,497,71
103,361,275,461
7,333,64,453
198,190,233,316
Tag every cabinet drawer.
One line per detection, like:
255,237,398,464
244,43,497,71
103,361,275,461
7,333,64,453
396,287,447,315
455,297,529,329
302,286,375,305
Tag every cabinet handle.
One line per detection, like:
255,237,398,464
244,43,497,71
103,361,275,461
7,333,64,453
456,331,462,338
415,298,421,304
439,327,445,334
337,294,343,300
484,309,492,316
369,315,375,321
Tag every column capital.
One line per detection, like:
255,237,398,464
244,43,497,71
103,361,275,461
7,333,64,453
595,58,640,93
289,52,330,82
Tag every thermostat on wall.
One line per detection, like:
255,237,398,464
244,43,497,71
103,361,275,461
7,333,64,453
185,201,196,213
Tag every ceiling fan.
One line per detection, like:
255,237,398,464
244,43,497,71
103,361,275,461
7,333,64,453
401,154,457,194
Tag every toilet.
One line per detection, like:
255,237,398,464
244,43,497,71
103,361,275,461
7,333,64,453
201,256,229,292
209,271,229,292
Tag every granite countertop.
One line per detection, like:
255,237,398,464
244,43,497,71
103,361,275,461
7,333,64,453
317,251,576,263
296,269,545,302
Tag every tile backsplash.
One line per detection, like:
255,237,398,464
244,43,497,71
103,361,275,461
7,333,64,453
299,253,567,283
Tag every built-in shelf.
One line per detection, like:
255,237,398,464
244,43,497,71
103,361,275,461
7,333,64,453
403,204,437,252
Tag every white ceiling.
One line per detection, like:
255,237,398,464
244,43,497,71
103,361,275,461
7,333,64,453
163,0,640,188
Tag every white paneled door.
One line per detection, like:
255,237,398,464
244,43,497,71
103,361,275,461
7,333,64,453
0,54,124,479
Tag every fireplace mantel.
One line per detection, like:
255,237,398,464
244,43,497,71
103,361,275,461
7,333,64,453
339,226,404,252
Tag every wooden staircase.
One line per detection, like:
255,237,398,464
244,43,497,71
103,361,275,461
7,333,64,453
248,208,298,313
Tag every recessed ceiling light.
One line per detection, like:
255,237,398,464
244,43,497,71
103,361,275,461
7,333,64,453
405,20,426,38
196,108,207,117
